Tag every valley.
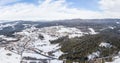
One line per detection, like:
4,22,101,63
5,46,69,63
0,19,120,63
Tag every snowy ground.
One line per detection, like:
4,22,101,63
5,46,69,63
106,56,120,63
0,26,98,63
0,48,21,63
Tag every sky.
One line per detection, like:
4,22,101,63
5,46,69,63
0,0,120,21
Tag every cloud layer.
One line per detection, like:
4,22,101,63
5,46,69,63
99,0,120,18
0,0,119,21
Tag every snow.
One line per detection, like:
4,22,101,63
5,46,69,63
50,60,63,63
88,51,100,60
88,28,98,34
106,57,120,63
13,26,63,60
106,52,120,63
40,26,83,38
0,35,17,41
0,22,18,30
99,42,112,48
22,52,49,59
53,50,63,58
116,22,120,24
0,48,21,63
0,26,98,63
23,24,38,28
69,34,83,38
108,26,115,29
34,33,60,52
57,27,72,33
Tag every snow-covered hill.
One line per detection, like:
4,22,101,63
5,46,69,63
0,19,120,63
0,25,94,63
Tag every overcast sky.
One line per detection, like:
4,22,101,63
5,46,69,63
0,0,120,21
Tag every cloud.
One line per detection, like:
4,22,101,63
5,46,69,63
0,0,119,21
99,0,120,12
99,0,120,18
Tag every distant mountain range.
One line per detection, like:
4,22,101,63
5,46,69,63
0,19,120,37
